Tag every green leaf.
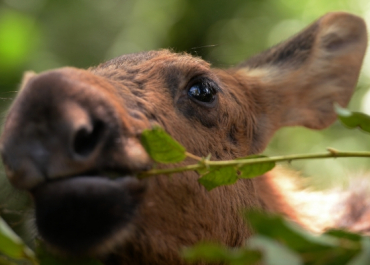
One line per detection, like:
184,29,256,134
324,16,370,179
182,242,261,265
347,237,370,265
245,211,362,264
335,104,370,133
324,229,362,242
248,235,302,265
36,242,102,265
245,210,338,252
182,243,229,263
198,166,238,191
0,216,35,262
196,165,210,175
141,126,186,163
237,155,275,179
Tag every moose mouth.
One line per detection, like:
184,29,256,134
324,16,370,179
31,173,146,255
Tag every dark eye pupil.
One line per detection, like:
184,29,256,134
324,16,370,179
188,83,215,103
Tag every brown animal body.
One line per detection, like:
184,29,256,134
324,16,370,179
0,12,368,264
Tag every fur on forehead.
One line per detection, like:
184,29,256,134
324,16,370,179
92,50,210,73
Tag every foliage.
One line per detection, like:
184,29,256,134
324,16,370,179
0,218,103,265
335,104,370,133
141,126,186,163
0,217,36,265
140,127,277,190
184,211,368,265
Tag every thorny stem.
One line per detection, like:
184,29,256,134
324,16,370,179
137,148,370,178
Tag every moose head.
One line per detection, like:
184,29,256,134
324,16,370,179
0,12,367,264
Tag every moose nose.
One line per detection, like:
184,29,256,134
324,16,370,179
1,103,107,190
64,101,105,160
72,120,105,158
0,69,120,190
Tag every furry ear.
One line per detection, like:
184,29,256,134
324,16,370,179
238,12,367,129
235,12,367,152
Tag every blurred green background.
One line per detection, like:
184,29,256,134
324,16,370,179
1,0,370,243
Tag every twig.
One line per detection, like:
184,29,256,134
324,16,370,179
185,152,203,162
137,149,370,178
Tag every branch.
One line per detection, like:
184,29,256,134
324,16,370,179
137,148,370,178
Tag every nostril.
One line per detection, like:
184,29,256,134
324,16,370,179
72,120,105,158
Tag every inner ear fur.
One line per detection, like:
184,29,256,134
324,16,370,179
235,12,367,152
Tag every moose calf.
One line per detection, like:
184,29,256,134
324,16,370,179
0,12,368,264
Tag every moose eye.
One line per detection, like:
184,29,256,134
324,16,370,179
188,82,217,104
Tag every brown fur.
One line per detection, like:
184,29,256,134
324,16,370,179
0,12,368,264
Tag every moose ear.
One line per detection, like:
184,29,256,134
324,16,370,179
237,12,367,135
